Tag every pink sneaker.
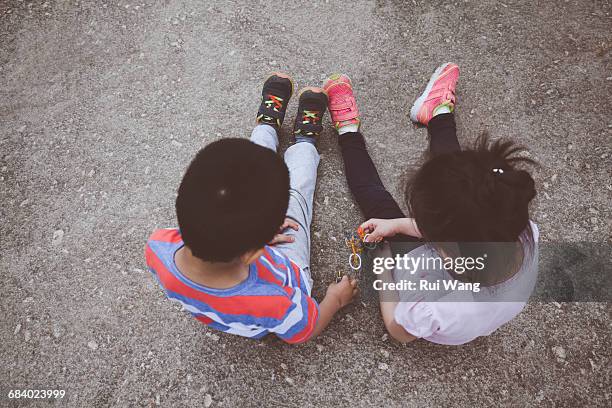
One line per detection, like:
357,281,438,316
410,63,460,126
322,73,360,131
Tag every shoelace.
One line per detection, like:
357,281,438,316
264,94,284,112
301,110,320,136
258,95,285,126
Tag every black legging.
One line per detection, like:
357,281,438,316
338,113,460,242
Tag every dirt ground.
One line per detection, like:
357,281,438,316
1,0,610,407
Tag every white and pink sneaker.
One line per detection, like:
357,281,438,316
410,63,460,126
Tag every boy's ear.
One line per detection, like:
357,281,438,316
241,248,264,264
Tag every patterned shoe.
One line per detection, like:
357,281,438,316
256,72,294,130
293,87,328,139
410,62,459,126
322,73,360,132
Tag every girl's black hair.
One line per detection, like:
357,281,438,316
406,134,537,285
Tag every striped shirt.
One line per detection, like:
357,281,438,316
145,228,319,344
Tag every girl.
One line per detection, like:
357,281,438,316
323,65,538,345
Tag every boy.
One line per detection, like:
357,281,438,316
145,73,358,344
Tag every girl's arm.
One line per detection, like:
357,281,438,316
360,218,422,242
376,243,417,344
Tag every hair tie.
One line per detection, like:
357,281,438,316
492,168,504,174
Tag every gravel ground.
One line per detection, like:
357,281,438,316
1,0,610,407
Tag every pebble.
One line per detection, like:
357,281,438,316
203,394,213,407
14,323,22,335
52,229,64,246
315,344,324,352
552,345,566,361
88,340,99,350
171,140,183,147
378,362,389,370
380,349,390,358
52,324,62,338
24,330,31,342
285,377,295,385
381,334,388,342
280,363,288,370
19,199,29,207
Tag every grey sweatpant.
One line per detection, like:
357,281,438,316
250,124,319,292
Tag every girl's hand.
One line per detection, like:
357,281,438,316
268,218,299,245
359,218,399,242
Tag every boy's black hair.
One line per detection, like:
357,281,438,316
176,138,289,262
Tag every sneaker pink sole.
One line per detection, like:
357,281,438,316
410,63,460,126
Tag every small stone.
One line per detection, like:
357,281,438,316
52,324,62,338
381,333,388,342
24,330,32,342
550,174,557,183
203,394,213,407
315,344,324,352
14,323,22,334
285,377,294,385
18,125,27,133
552,346,566,360
171,140,183,147
144,166,150,175
52,229,64,246
88,169,95,177
19,199,29,207
378,362,389,370
88,340,99,350
280,363,288,370
381,349,390,358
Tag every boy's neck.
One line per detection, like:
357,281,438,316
175,246,250,289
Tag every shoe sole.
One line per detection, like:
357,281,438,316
409,62,455,123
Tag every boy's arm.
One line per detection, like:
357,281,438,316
309,276,358,339
275,276,357,344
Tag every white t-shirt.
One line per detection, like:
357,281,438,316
393,223,539,345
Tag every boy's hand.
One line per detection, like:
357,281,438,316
268,217,299,245
359,218,398,242
326,275,359,309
